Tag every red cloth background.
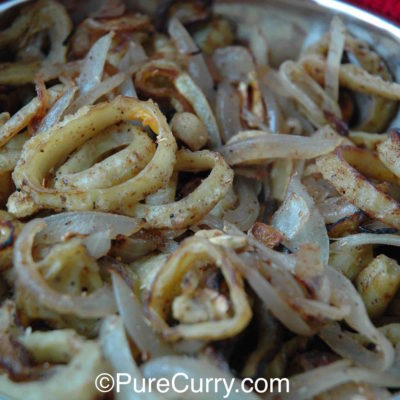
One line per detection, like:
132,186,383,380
348,0,400,23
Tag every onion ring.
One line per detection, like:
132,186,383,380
11,96,177,215
14,219,117,318
126,149,233,229
146,237,252,341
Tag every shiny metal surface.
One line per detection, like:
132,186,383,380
0,0,27,13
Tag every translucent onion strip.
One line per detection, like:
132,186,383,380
37,86,77,133
38,211,145,245
320,322,395,369
0,85,64,147
224,177,259,231
100,315,162,400
215,81,242,142
168,17,215,104
280,360,400,400
235,252,313,336
213,46,255,83
325,16,345,103
76,32,113,96
272,192,310,240
67,72,128,114
119,41,147,98
326,266,394,371
317,196,359,224
220,129,341,165
331,233,400,251
168,17,198,54
175,73,221,148
111,271,173,358
273,175,330,265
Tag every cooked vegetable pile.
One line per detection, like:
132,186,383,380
0,1,399,399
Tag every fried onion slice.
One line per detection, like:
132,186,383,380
0,0,72,85
377,129,400,178
0,330,107,400
54,124,156,190
71,13,153,59
302,56,400,101
14,219,117,318
220,127,342,165
135,59,221,148
125,149,233,229
303,33,397,132
316,145,400,229
146,237,252,341
279,61,342,128
11,96,177,216
0,85,64,148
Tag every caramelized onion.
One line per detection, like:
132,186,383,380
14,219,117,318
11,97,177,216
147,237,252,341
